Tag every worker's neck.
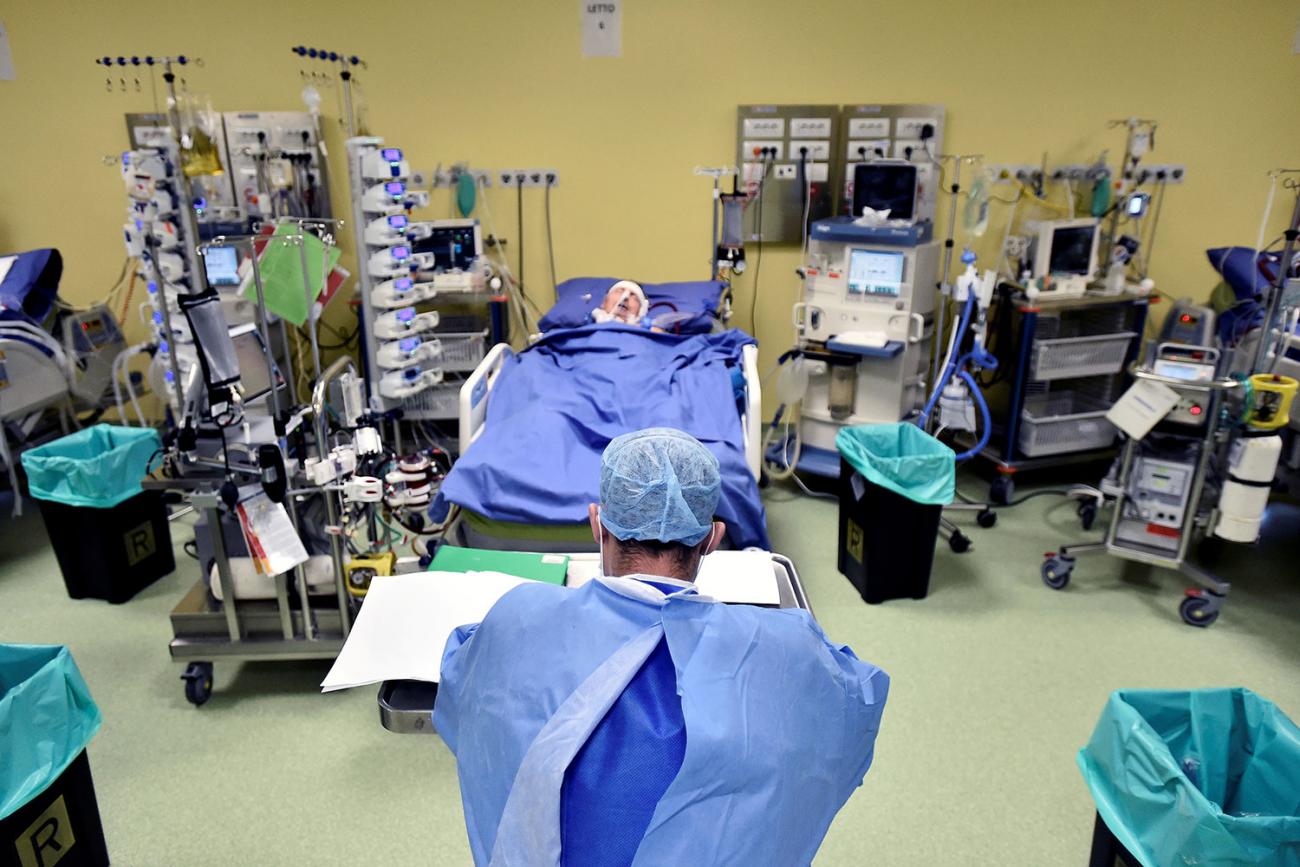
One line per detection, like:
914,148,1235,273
608,555,697,583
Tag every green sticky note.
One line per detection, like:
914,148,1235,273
430,546,569,585
245,225,340,326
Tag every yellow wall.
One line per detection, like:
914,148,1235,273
3,0,1298,412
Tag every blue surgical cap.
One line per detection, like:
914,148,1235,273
599,428,721,546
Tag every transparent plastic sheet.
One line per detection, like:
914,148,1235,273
1078,689,1300,867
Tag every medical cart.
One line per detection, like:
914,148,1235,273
160,359,358,705
1040,356,1241,627
976,290,1148,508
375,553,812,734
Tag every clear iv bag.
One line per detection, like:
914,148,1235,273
963,170,991,238
176,92,224,178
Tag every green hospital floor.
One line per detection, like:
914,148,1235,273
3,479,1298,866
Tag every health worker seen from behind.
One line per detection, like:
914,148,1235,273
434,428,889,866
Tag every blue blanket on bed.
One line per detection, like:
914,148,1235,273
437,323,770,549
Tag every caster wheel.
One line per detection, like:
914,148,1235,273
976,508,998,529
1179,594,1220,628
948,531,972,553
181,662,214,707
990,476,1015,506
1041,555,1073,590
1077,501,1098,531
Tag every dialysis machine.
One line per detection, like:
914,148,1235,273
788,220,939,475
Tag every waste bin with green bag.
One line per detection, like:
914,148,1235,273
1,644,108,867
21,424,172,603
834,423,955,603
1079,688,1300,867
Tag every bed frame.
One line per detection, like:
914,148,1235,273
458,341,763,480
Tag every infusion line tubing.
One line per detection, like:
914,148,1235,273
931,157,964,422
1253,191,1300,373
291,224,323,382
159,60,210,295
312,355,358,637
145,231,189,418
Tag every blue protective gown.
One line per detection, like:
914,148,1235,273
434,575,890,866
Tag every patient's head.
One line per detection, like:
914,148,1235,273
589,428,725,581
592,280,647,326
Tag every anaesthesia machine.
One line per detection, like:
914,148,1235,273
772,217,938,477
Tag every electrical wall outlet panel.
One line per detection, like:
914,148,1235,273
846,140,890,161
742,117,785,138
847,117,891,138
1049,164,1089,181
743,141,784,160
520,169,560,188
895,117,938,139
988,164,1039,184
1136,164,1186,185
809,163,829,182
790,140,831,160
499,170,523,187
774,164,797,180
790,117,832,138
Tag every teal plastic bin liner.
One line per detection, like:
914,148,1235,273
835,423,955,506
21,423,161,508
0,644,102,820
1078,688,1300,867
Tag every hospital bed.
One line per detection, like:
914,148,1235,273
0,249,127,511
438,277,766,552
376,551,810,734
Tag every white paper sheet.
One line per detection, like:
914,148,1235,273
320,553,781,692
320,570,527,690
581,0,621,57
0,22,14,81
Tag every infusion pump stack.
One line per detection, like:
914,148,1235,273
793,165,939,465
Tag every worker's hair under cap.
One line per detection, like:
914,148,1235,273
599,427,721,546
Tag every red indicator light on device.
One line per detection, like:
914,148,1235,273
1190,405,1202,416
1180,314,1192,323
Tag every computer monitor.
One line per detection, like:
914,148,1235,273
846,248,905,297
413,220,482,271
229,324,285,403
852,163,918,222
1030,219,1099,279
203,246,241,287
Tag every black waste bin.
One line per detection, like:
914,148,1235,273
21,424,172,603
37,491,174,604
835,423,955,604
1,645,108,867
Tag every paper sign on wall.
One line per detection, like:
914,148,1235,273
0,21,15,81
582,1,621,58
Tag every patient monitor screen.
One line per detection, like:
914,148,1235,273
203,246,241,287
1048,225,1096,276
847,249,905,297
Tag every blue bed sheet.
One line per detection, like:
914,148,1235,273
538,277,727,334
437,323,769,549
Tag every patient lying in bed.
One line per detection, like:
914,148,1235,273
590,280,647,326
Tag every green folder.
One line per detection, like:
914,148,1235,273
245,224,340,326
429,546,569,586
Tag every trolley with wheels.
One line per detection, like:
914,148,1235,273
1040,350,1242,627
